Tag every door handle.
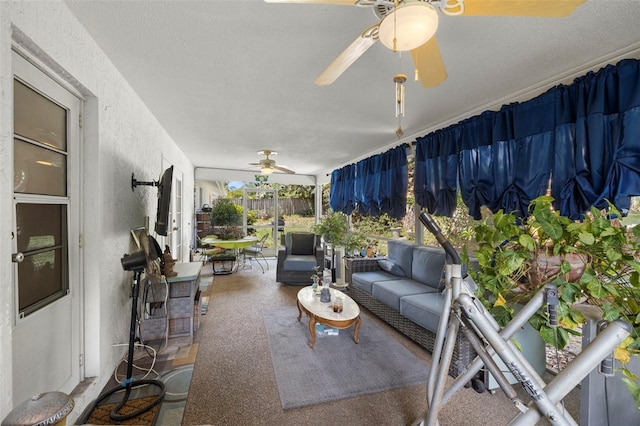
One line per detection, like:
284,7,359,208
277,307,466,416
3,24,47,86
12,252,24,263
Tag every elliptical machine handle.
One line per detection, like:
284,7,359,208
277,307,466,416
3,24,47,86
419,212,460,264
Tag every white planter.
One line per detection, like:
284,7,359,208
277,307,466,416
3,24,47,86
485,317,546,390
580,317,640,425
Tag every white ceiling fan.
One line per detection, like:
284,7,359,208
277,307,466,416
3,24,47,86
265,0,585,88
249,150,296,174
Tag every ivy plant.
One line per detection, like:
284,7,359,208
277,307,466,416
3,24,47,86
462,195,640,407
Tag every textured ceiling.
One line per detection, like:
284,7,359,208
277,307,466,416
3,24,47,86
64,0,640,180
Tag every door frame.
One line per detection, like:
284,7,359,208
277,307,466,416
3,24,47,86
243,187,279,257
11,47,84,399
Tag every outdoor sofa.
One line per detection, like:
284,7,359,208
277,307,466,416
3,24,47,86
346,239,476,377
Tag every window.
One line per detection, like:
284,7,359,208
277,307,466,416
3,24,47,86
13,77,70,317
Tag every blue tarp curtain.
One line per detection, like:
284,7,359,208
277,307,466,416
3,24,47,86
330,145,408,219
414,58,640,220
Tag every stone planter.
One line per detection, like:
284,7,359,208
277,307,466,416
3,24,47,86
529,252,589,286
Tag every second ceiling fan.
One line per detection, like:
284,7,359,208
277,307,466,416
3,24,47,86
249,150,296,174
265,0,585,88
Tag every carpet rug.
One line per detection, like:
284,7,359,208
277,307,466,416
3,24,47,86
263,306,429,409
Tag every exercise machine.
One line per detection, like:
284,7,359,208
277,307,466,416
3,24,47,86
414,211,631,426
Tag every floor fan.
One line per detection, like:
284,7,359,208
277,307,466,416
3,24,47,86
80,238,166,422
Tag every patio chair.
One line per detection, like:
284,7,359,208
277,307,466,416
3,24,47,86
242,233,269,273
276,232,324,285
193,235,224,265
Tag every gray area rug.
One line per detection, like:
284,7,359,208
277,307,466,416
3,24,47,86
263,306,429,409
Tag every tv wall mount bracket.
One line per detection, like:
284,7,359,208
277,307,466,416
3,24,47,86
131,173,158,191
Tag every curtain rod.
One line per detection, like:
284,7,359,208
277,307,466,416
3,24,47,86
325,143,413,176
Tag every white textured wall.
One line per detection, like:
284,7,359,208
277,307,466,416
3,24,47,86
0,1,194,422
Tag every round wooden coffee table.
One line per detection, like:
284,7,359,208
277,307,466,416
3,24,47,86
296,286,361,349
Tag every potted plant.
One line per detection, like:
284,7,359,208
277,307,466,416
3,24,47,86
313,210,355,284
312,210,349,247
365,238,379,257
342,230,367,257
462,195,640,406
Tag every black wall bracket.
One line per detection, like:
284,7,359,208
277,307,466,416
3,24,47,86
131,173,158,191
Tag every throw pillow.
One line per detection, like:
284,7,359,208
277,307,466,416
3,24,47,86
290,233,315,255
378,259,406,277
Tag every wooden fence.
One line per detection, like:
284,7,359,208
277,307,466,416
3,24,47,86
228,197,314,217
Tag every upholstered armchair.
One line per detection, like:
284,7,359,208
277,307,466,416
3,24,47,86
276,232,324,285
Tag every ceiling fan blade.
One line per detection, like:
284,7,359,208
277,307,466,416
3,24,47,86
410,36,447,89
450,0,585,17
273,164,296,174
315,26,378,86
264,0,356,4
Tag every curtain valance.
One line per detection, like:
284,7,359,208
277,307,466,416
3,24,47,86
330,145,408,219
414,58,640,219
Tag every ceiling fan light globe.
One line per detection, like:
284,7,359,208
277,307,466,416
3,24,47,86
261,166,274,175
378,3,439,52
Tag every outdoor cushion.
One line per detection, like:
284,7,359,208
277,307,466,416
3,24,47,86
351,271,402,294
399,292,446,333
386,240,416,279
371,279,438,311
411,246,446,289
378,259,406,277
290,233,316,255
283,255,317,271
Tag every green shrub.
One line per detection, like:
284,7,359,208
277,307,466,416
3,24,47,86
211,199,241,226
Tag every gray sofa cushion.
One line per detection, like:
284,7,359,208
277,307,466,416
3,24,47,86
351,271,400,294
387,240,416,279
411,246,446,290
378,259,406,277
283,255,317,271
371,279,438,311
400,292,446,333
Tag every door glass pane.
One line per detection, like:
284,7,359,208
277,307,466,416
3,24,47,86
16,203,68,316
14,80,66,150
14,138,67,195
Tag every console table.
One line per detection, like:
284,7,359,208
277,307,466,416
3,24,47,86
139,262,202,342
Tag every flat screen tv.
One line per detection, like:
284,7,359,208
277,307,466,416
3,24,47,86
154,165,173,236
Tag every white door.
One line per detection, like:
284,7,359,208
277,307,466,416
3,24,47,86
11,50,82,402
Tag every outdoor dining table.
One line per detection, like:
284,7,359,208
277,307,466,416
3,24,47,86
201,235,258,273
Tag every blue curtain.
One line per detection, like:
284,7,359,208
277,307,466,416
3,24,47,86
415,125,460,216
329,164,356,215
560,59,640,217
330,145,408,219
376,146,408,219
354,154,380,215
414,58,640,219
